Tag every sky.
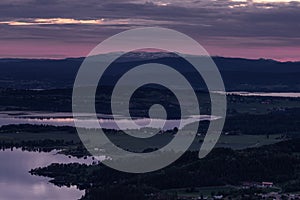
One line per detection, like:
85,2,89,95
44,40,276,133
0,0,300,61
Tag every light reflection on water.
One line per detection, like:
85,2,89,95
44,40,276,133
0,112,219,130
224,91,300,98
0,148,94,200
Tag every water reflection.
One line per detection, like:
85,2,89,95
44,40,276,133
226,92,300,98
0,148,93,200
0,112,219,130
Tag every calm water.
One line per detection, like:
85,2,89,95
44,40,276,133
226,91,300,98
0,112,219,130
0,148,95,200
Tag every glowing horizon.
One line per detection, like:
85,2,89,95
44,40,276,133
0,0,299,61
231,0,300,2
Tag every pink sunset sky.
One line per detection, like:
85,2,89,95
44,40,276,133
0,0,300,61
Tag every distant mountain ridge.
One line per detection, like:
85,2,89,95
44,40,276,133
0,52,299,91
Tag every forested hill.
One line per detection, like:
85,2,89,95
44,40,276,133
0,53,299,91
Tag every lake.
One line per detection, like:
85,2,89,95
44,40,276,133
0,111,219,130
0,148,95,200
226,91,300,98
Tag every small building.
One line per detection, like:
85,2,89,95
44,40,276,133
262,181,274,188
213,195,223,199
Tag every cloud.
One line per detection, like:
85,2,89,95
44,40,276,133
0,18,175,26
0,0,299,60
0,18,104,26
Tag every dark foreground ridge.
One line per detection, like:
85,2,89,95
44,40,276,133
30,139,300,200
